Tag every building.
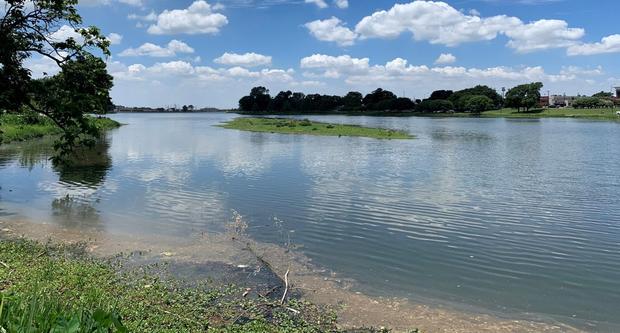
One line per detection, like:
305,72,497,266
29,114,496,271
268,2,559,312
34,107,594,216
539,96,549,107
615,87,620,98
549,95,579,107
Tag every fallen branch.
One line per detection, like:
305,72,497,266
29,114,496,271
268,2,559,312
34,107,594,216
280,268,290,305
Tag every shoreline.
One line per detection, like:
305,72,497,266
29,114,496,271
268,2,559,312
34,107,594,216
233,108,620,121
0,217,584,333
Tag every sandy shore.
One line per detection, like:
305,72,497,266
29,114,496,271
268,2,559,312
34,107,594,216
0,217,583,333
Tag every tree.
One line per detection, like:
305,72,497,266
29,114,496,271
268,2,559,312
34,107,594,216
505,82,543,112
342,91,363,111
392,97,415,111
592,91,613,99
429,90,453,100
417,99,454,112
449,85,502,111
573,97,613,109
363,88,397,110
1,0,112,156
464,95,494,114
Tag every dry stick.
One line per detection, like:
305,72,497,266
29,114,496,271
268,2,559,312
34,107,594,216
280,268,290,305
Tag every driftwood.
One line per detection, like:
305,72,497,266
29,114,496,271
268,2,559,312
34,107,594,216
280,268,290,305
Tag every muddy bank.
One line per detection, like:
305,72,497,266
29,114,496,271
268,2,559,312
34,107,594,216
0,218,583,333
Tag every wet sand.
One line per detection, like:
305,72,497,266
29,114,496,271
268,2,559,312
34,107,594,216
0,218,584,333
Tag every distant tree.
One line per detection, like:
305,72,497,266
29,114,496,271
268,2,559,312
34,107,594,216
449,85,502,111
363,88,397,110
429,90,453,100
592,91,613,99
271,90,293,111
238,96,254,111
182,105,188,112
573,97,613,109
250,86,271,111
464,95,494,114
417,99,454,112
505,82,543,112
238,86,271,111
342,91,363,111
392,97,416,111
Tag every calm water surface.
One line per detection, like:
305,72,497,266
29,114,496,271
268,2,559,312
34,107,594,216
1,113,619,331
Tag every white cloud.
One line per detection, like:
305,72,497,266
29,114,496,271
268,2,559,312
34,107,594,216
128,11,157,21
305,0,328,9
334,0,348,9
147,1,228,35
107,33,123,45
435,53,456,64
299,54,583,90
110,60,294,83
354,1,520,45
567,34,620,56
49,25,85,43
505,19,584,53
119,40,195,57
304,17,357,46
214,52,272,67
79,0,142,6
300,1,584,53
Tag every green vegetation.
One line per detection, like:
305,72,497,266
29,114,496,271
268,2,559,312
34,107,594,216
481,108,619,120
218,118,414,139
1,0,114,157
0,113,120,144
0,238,357,332
505,82,544,112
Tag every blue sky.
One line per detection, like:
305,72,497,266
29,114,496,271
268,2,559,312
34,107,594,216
23,0,620,108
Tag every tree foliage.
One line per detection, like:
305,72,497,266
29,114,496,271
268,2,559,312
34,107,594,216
464,95,494,114
449,85,503,111
572,97,614,109
504,82,543,112
1,0,113,157
417,99,454,112
429,90,453,100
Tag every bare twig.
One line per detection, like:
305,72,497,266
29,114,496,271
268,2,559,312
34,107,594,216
280,268,290,305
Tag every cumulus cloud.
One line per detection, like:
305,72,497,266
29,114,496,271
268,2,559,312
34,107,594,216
119,40,195,57
106,33,123,45
304,17,357,46
305,1,585,53
147,1,228,35
334,0,348,9
305,0,328,9
299,54,584,90
213,52,272,67
110,60,294,83
128,11,157,21
435,53,456,64
567,34,620,56
49,25,85,43
505,19,584,53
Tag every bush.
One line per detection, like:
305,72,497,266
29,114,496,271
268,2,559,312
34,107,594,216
464,95,494,114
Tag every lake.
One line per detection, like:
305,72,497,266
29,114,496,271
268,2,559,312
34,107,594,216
1,113,619,331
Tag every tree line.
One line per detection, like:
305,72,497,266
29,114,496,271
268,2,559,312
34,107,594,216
238,83,547,114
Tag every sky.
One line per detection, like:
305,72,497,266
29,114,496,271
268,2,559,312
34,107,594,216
20,0,620,108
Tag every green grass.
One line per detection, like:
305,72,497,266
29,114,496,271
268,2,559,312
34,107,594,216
0,114,121,144
0,238,383,332
218,117,414,139
480,108,620,120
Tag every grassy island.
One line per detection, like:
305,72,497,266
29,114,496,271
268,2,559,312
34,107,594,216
0,114,121,144
218,117,414,139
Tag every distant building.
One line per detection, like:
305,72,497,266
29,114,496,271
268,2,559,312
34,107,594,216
539,96,549,107
549,95,579,107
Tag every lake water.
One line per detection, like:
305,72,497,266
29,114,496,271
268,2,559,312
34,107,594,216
1,113,619,331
